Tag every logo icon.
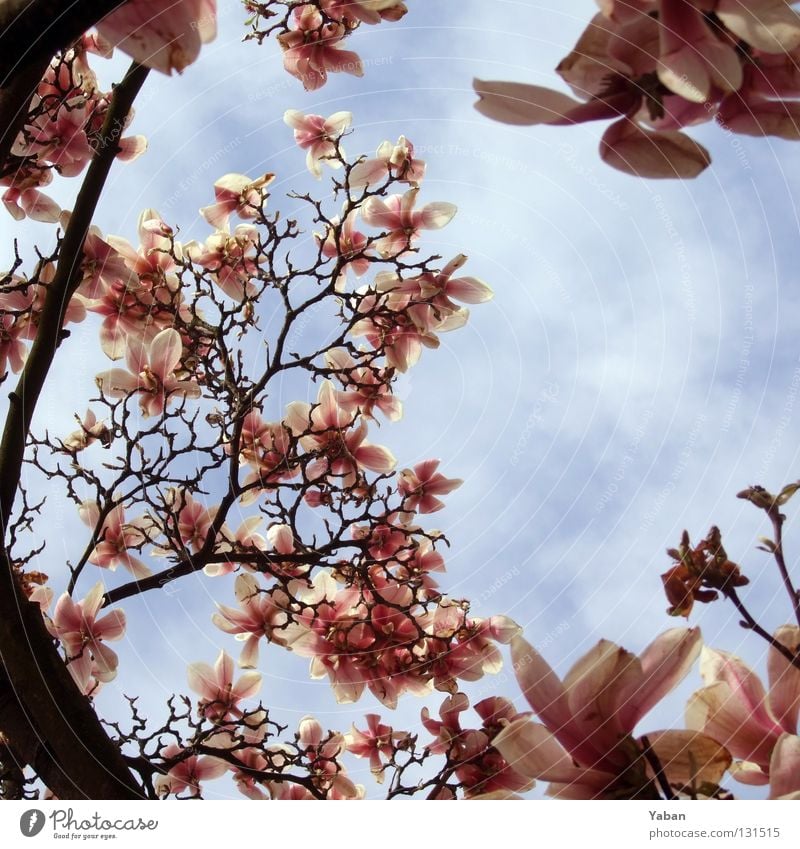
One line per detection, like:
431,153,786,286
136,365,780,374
19,810,45,837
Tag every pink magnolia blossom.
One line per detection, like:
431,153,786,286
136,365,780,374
212,573,291,667
421,692,533,797
277,5,364,91
96,327,201,418
199,172,274,230
0,287,34,375
493,628,732,798
349,135,426,187
2,169,60,222
349,273,468,372
768,733,800,799
97,0,217,75
284,380,396,486
322,0,408,25
165,489,217,553
284,109,351,178
204,516,267,577
317,209,372,289
346,714,409,781
89,211,188,359
398,459,463,514
360,187,457,257
45,582,127,694
296,715,363,798
62,408,112,452
79,499,152,579
187,649,262,722
716,0,800,54
686,627,800,784
155,743,227,798
324,347,401,421
185,224,261,300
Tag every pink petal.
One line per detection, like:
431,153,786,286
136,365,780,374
600,119,710,178
116,135,148,162
420,202,457,230
473,79,586,125
768,733,800,799
231,670,262,701
717,0,800,54
353,442,396,473
149,328,182,380
493,718,610,789
94,609,127,641
617,627,701,731
187,661,217,700
767,625,800,734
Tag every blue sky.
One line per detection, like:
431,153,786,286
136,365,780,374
4,0,800,798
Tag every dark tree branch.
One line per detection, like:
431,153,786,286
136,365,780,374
0,59,149,800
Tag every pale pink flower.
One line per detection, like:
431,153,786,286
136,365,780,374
277,5,363,91
686,627,800,783
13,101,94,177
398,459,462,514
46,582,127,694
187,649,262,722
421,693,533,797
346,713,409,781
96,327,201,418
317,209,371,288
284,109,351,178
97,0,217,75
493,628,731,798
155,743,227,798
284,380,396,486
204,516,267,577
62,409,112,452
233,412,298,501
658,0,742,103
0,287,33,375
349,135,426,187
185,224,260,300
212,573,290,667
360,187,457,257
297,715,363,798
322,0,407,25
79,499,152,580
2,170,60,222
324,347,401,421
768,733,800,799
199,172,274,230
716,0,800,54
77,229,139,301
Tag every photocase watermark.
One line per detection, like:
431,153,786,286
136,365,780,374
20,810,45,838
759,359,800,476
558,143,630,211
458,210,572,306
720,283,754,433
17,807,159,839
650,193,696,324
161,136,244,211
594,408,653,514
479,565,520,602
640,412,707,531
509,381,560,466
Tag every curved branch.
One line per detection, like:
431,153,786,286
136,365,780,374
0,60,149,800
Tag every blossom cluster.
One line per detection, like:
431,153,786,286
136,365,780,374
475,0,800,177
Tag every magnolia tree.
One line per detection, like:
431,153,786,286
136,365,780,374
0,0,798,801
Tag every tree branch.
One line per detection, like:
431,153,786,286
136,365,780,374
0,59,148,800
